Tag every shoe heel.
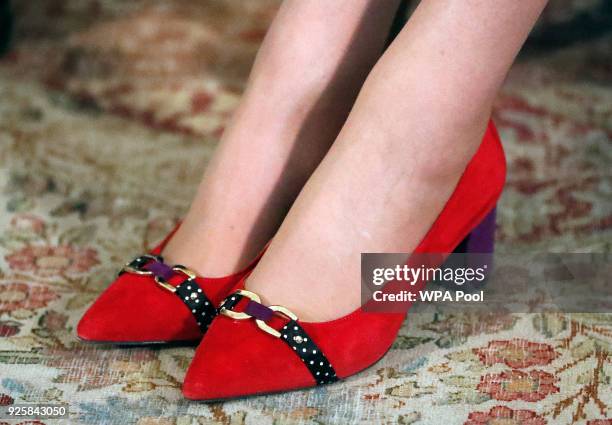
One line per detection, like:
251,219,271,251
451,207,497,286
453,207,497,254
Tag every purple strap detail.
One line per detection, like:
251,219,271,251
144,261,175,281
244,300,275,322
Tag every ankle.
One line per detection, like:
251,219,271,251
414,112,491,183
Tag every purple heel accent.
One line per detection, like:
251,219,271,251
469,208,497,285
465,207,497,254
450,207,497,285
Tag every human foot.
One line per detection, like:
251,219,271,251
182,123,506,400
245,115,497,322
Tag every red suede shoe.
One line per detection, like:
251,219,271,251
182,120,506,400
77,227,261,345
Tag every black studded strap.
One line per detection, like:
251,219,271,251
279,320,338,385
219,291,338,385
174,278,217,332
120,255,217,333
219,292,244,312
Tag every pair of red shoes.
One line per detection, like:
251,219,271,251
78,120,506,401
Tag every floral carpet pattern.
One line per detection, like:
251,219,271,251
0,1,610,424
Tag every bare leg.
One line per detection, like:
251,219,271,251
247,0,549,321
163,0,400,276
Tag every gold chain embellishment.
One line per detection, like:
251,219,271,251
219,289,298,338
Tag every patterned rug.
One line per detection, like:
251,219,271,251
0,1,610,424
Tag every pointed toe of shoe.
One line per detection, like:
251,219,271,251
77,273,202,344
76,305,109,342
182,316,316,401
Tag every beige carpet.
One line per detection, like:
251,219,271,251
0,1,610,424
